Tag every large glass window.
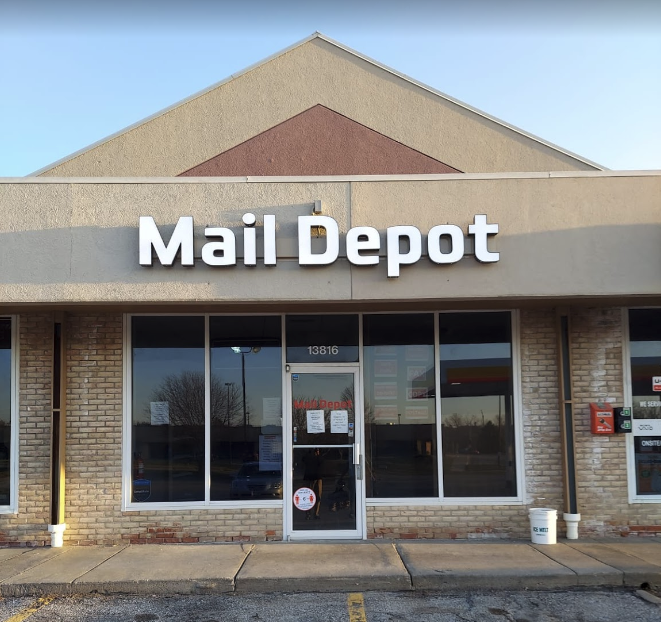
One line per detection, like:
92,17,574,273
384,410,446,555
128,311,520,507
629,309,661,497
439,312,516,498
210,316,282,501
131,316,205,503
130,315,282,505
0,319,12,508
364,314,438,498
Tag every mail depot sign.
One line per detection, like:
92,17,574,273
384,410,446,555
139,213,499,278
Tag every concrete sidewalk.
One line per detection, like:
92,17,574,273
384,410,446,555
1,539,660,597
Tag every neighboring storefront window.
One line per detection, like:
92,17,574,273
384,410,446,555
364,314,438,498
439,312,517,498
210,316,283,501
0,318,12,509
629,309,661,497
130,315,283,505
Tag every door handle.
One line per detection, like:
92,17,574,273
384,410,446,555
353,443,363,480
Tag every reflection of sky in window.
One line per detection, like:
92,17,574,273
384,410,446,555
133,347,204,423
211,347,282,425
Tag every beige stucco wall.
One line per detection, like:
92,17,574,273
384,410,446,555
0,173,658,306
36,38,598,177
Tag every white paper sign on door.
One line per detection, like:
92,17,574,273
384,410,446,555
307,410,325,434
330,410,348,434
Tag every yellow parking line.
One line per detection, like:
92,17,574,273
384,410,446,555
347,592,367,622
4,596,55,622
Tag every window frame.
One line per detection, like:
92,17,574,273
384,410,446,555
122,313,286,512
624,308,661,504
363,309,525,507
0,315,18,515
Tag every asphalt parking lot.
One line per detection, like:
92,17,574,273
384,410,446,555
2,588,661,622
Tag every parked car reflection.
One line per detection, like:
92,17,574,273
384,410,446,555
230,462,283,499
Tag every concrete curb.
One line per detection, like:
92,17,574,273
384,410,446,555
234,543,412,593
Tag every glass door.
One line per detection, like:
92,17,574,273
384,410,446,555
286,367,364,539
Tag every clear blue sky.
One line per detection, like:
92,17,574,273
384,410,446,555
1,0,659,176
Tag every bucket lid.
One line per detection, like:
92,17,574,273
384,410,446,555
529,508,557,516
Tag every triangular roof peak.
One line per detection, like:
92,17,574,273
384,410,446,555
36,33,602,177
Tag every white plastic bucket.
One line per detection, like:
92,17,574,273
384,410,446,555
529,508,557,544
48,523,66,548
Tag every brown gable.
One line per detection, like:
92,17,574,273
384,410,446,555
179,105,460,176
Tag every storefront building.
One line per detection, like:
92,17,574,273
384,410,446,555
1,34,660,546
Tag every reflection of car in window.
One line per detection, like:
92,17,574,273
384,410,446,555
230,462,282,498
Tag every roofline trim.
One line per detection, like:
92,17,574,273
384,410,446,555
5,170,657,185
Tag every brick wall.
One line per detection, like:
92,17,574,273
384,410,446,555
4,308,659,545
519,309,564,513
366,505,531,540
0,314,52,547
571,307,661,537
65,313,124,545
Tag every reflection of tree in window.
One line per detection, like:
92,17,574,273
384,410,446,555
147,371,242,427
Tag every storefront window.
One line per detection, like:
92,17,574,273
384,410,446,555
131,316,205,503
364,314,438,498
130,315,283,505
210,316,282,501
629,309,661,497
439,312,517,498
0,319,12,508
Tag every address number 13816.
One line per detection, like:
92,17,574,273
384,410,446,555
307,345,339,355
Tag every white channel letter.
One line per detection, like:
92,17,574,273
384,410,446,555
242,213,257,267
468,214,500,263
386,226,422,278
298,215,339,265
346,226,380,266
202,227,237,266
263,215,277,266
427,224,464,264
139,216,194,266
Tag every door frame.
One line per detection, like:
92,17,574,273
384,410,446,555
283,364,366,540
